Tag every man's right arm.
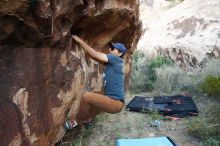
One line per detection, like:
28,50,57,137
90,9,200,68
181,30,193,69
72,35,108,63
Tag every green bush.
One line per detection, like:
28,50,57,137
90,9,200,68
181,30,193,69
165,0,184,9
154,58,220,95
187,106,220,144
129,52,220,94
201,137,220,146
154,66,185,94
200,59,220,77
148,55,173,82
128,51,173,93
128,50,152,93
187,116,217,139
199,76,220,99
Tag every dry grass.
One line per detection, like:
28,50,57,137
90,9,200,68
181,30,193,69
70,95,200,146
68,59,220,146
154,59,220,95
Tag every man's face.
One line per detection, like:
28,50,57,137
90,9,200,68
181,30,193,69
109,47,122,57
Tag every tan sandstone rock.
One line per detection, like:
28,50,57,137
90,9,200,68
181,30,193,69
138,0,220,69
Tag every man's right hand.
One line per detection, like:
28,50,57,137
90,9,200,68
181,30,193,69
71,35,108,63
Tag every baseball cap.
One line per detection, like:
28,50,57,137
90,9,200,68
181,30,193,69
109,42,127,54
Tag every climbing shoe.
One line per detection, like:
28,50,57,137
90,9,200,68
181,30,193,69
64,120,78,130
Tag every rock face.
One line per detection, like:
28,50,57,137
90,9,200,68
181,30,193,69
0,1,141,145
138,0,220,69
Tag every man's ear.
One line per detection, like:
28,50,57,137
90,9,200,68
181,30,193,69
119,52,123,57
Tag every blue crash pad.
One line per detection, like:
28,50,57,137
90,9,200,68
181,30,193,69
116,137,176,146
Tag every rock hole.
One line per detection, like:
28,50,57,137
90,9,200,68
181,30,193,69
70,27,83,36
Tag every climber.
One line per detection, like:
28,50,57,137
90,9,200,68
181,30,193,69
64,35,126,130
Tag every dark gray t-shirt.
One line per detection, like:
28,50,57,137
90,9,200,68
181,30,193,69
103,54,125,101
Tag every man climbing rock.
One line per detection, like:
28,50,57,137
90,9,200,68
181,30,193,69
64,35,126,129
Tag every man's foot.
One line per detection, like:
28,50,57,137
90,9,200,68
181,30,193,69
64,120,78,130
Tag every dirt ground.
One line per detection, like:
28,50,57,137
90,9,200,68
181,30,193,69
66,92,208,146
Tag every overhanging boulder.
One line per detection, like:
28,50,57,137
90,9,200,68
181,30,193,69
0,0,141,145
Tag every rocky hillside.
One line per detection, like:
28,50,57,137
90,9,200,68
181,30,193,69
0,1,141,145
138,0,220,69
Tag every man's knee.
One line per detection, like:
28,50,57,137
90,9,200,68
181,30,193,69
115,102,124,113
82,92,92,103
108,102,124,114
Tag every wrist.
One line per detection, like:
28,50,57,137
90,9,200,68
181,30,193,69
78,39,83,44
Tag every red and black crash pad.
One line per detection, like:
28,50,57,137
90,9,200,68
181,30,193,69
126,95,198,118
